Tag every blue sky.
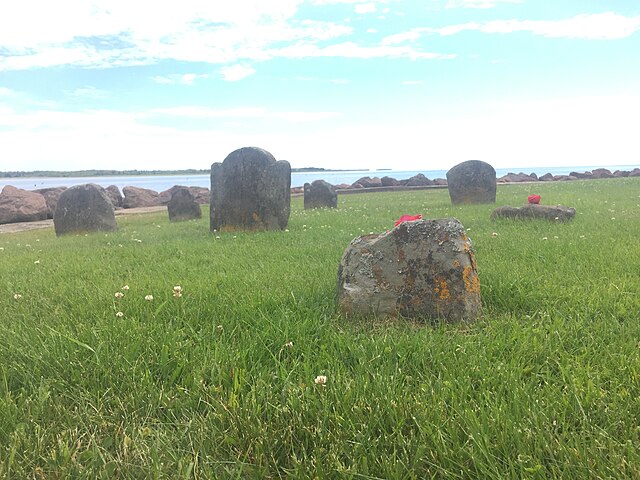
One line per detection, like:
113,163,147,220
1,0,639,172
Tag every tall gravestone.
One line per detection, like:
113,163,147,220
446,160,496,205
53,184,117,236
210,147,291,231
168,187,201,222
304,179,337,209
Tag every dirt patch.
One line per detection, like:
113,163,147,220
0,206,167,234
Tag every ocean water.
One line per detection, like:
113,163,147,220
2,165,638,192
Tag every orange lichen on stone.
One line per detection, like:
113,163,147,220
453,260,461,268
463,265,480,294
434,275,451,301
252,212,260,222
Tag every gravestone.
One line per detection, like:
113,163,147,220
210,147,291,231
0,186,48,224
337,218,481,322
491,204,576,222
304,179,337,209
167,187,201,222
446,160,496,205
54,183,117,236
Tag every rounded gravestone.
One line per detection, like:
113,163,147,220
168,187,202,222
446,160,496,205
304,179,337,209
337,218,481,322
53,184,116,236
210,147,291,231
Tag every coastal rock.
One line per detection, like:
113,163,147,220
0,186,48,224
491,204,576,222
189,186,211,204
432,178,448,186
337,218,481,322
629,168,640,177
538,173,554,182
33,186,67,219
446,160,496,205
304,179,337,209
210,147,291,231
570,171,593,180
54,183,117,236
353,176,382,188
122,186,162,208
167,187,202,222
405,173,433,187
553,175,578,181
105,185,123,209
381,176,401,187
498,172,536,183
591,168,613,179
613,170,630,178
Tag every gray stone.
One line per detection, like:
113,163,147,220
210,147,291,231
538,173,555,181
304,180,337,209
167,187,202,222
381,176,401,187
405,173,433,187
337,218,481,322
33,186,67,219
122,186,161,208
54,184,117,236
591,168,613,179
160,185,210,205
0,186,48,224
498,172,536,183
446,160,496,205
105,185,123,209
491,204,576,222
352,176,382,188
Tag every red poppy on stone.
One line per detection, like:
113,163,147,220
528,195,541,204
394,214,422,227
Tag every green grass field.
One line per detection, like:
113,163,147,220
2,178,640,479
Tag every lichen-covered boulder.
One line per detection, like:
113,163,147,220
53,184,116,236
446,160,496,205
304,179,337,209
167,187,201,222
210,147,291,231
122,186,161,208
337,218,481,322
491,204,576,222
0,186,48,224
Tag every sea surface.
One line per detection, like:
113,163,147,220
2,165,639,192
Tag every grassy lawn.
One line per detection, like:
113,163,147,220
1,178,640,478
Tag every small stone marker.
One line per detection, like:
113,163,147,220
304,180,337,209
491,204,576,222
53,183,117,236
210,147,291,231
337,218,481,322
446,160,497,205
167,187,201,222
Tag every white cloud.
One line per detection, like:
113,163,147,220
152,73,209,85
0,87,14,96
354,3,377,14
150,105,342,122
381,29,425,45
269,41,454,60
220,64,256,82
428,12,640,40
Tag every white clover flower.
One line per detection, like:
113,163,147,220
284,341,294,349
122,285,130,291
13,293,22,300
491,232,498,237
542,237,548,241
173,286,182,298
115,311,124,317
34,260,40,264
145,295,154,301
314,375,327,386
114,292,125,299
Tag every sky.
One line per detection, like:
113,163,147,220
0,0,639,173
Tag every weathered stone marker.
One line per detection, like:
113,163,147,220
210,147,291,231
304,179,337,209
53,184,117,236
167,187,201,222
491,204,576,222
446,160,496,205
337,218,481,322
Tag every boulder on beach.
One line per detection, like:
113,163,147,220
33,186,67,219
122,186,162,208
210,147,291,231
352,176,382,189
337,218,481,322
105,185,124,209
54,183,117,236
381,176,401,187
405,173,433,187
0,186,48,224
167,187,202,222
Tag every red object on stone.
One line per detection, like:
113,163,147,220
527,194,541,204
394,214,422,227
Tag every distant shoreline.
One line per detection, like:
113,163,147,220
0,167,366,179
